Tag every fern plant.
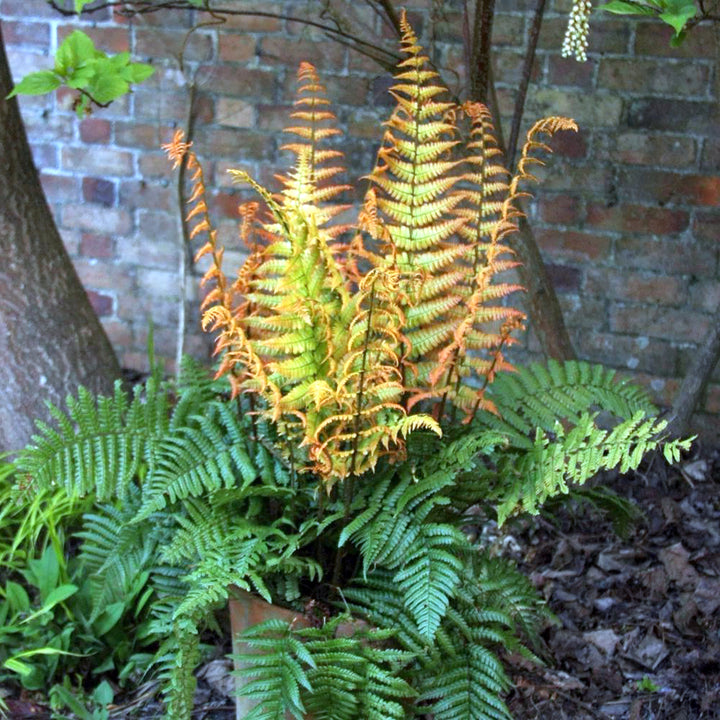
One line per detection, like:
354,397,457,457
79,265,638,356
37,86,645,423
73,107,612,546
9,12,691,720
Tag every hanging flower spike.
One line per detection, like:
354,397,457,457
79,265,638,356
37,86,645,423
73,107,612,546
562,0,592,62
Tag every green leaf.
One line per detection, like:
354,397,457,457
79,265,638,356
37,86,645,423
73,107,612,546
88,71,129,104
66,62,99,90
5,580,31,613
93,602,125,635
21,584,78,624
659,1,696,35
93,680,115,706
598,0,658,14
75,0,95,12
6,70,61,98
26,545,60,602
122,62,155,83
3,658,33,676
108,51,131,70
55,30,96,75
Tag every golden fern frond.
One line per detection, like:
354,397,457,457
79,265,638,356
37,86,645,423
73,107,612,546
275,62,351,226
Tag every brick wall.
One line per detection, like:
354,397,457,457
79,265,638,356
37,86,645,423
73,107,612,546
2,0,719,434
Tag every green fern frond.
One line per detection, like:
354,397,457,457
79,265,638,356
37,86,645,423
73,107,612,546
17,379,171,501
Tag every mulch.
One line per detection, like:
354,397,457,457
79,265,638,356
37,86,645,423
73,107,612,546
506,445,720,719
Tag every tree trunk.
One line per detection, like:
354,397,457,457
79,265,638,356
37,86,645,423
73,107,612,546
665,304,720,437
0,24,121,453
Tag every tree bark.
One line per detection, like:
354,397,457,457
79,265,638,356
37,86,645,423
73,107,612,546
0,24,121,453
665,302,720,437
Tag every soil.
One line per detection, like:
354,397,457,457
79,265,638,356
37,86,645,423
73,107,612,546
5,446,719,719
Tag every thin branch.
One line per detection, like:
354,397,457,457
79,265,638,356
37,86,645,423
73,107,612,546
507,0,547,170
48,0,400,65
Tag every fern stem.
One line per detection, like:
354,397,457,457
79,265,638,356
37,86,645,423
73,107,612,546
349,281,377,477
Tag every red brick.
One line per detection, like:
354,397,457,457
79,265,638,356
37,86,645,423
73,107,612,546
114,121,165,149
21,112,74,143
614,133,697,168
218,34,257,64
704,385,720,414
62,204,133,235
102,320,132,348
195,126,275,160
87,290,114,317
610,304,711,343
139,153,174,179
80,117,111,144
586,203,689,235
546,263,582,293
119,180,175,212
550,128,588,160
538,17,630,54
1,0,58,17
492,50,541,86
220,7,284,32
259,38,346,72
537,229,612,262
693,212,720,242
688,279,720,313
40,172,78,203
626,98,718,135
585,268,686,306
80,233,114,259
538,194,582,224
131,8,193,28
615,237,715,277
547,56,595,89
212,191,243,219
599,59,709,97
31,143,58,169
6,48,52,79
82,177,116,207
62,146,134,176
701,138,720,172
634,22,716,58
559,294,607,329
3,20,50,48
217,98,255,128
57,25,129,53
579,331,678,376
627,372,681,409
618,170,720,207
74,259,134,292
491,14,526,45
256,103,293,132
196,65,278,98
135,29,212,62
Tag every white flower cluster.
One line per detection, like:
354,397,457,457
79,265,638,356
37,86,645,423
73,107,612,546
562,0,592,62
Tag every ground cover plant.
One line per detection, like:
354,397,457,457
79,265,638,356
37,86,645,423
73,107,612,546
0,15,691,720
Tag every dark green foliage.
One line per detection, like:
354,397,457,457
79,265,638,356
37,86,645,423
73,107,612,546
5,359,689,719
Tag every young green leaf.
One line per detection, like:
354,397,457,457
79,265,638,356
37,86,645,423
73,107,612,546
598,0,658,15
6,71,61,98
55,30,97,76
659,0,696,36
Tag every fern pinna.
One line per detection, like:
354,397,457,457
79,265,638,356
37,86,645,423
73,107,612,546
165,14,575,486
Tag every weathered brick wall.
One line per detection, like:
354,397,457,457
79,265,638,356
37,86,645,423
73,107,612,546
2,0,719,433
